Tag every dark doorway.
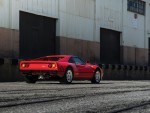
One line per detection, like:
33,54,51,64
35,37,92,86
19,11,56,59
100,28,120,64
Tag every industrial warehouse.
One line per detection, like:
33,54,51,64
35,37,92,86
0,0,150,81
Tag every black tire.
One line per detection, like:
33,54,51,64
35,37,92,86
91,69,101,84
60,68,73,84
25,75,38,84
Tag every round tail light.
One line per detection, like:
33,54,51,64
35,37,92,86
21,63,29,68
48,63,57,68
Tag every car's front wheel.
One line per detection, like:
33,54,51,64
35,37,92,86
25,75,38,84
91,70,101,84
60,68,73,84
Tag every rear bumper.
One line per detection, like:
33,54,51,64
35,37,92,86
20,70,58,76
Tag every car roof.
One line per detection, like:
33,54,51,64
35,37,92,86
45,55,75,58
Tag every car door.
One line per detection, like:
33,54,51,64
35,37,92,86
73,57,92,79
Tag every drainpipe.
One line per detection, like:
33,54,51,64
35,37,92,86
9,0,12,29
144,2,147,65
134,45,137,65
9,0,13,57
93,0,96,42
121,0,125,64
93,0,96,63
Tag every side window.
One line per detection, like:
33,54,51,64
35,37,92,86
73,57,85,65
69,57,75,63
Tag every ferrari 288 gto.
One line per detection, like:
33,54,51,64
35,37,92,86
20,55,103,84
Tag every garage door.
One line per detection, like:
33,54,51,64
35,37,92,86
100,28,120,64
19,11,56,59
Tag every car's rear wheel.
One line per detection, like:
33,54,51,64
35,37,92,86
25,75,38,84
60,68,73,84
91,70,101,84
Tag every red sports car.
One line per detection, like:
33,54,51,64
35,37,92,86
20,55,103,84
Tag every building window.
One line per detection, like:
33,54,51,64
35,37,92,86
127,0,145,15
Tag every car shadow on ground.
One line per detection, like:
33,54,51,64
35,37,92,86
36,81,113,85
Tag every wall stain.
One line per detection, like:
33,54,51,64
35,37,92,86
0,0,3,7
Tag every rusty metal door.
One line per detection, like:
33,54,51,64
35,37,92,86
100,28,120,64
19,11,56,59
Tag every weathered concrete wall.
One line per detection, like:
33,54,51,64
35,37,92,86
0,28,19,58
101,64,150,80
0,59,24,82
58,36,100,63
123,46,148,65
58,36,149,66
0,27,149,66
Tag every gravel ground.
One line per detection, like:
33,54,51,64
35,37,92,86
0,81,149,113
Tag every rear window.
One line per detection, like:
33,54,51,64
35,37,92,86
35,57,64,61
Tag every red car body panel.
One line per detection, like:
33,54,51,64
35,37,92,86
20,55,103,80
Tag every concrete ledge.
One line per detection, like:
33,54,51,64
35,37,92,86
0,58,24,82
100,64,150,80
0,59,150,82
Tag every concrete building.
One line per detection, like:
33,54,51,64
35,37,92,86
0,0,150,65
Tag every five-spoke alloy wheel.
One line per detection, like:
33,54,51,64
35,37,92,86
60,68,73,84
91,70,101,84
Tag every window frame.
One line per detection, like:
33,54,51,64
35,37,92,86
127,0,146,15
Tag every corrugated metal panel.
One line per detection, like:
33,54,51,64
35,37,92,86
0,0,148,48
96,0,123,32
94,0,123,42
20,0,59,18
0,0,10,28
0,0,59,30
59,0,95,41
11,0,20,29
122,0,145,48
66,0,94,19
60,0,123,42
